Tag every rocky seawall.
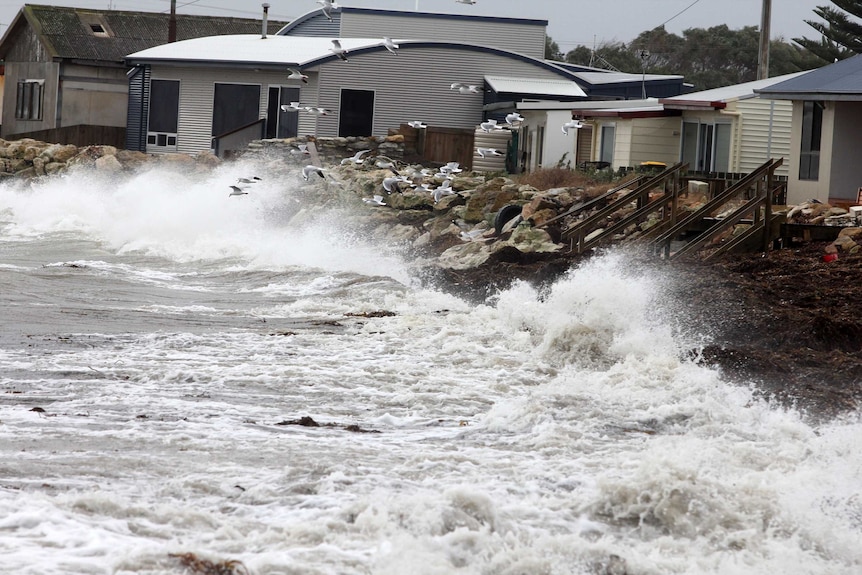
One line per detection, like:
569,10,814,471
2,135,860,418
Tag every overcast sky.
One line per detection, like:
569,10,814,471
0,0,825,52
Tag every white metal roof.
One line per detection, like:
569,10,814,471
662,71,809,106
125,34,387,66
573,71,683,85
484,75,586,98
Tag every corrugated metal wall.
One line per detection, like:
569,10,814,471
736,98,792,177
147,66,318,155
314,46,574,137
282,11,341,37
340,12,546,59
473,127,510,172
126,65,149,151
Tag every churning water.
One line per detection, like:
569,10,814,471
0,160,859,574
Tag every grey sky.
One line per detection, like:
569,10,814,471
0,0,824,53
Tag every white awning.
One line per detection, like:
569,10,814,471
484,75,586,98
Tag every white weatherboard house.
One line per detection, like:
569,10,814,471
124,7,587,157
543,72,806,176
757,55,862,205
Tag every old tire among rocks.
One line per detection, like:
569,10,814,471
495,204,523,234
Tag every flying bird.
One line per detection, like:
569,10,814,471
228,185,249,197
383,37,399,55
341,149,371,165
375,158,397,170
382,176,405,193
290,143,310,157
318,0,337,21
455,0,476,4
505,112,524,125
363,194,387,206
236,176,262,184
476,147,503,158
459,85,480,94
433,180,456,203
287,68,309,83
330,39,349,62
562,119,584,135
301,165,326,181
304,106,332,115
407,120,427,129
280,101,303,112
480,119,503,133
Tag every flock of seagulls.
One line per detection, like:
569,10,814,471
228,176,261,197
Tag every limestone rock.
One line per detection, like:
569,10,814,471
95,154,123,173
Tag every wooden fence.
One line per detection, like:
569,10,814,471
6,125,126,149
394,124,474,169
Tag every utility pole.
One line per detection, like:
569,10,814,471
757,0,771,79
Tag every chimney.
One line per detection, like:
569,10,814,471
169,0,177,43
262,3,270,39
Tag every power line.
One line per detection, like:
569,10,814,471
652,0,705,30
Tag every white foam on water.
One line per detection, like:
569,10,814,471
0,167,859,574
0,160,411,284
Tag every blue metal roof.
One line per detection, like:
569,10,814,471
756,55,862,100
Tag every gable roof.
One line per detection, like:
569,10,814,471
662,71,808,109
0,4,287,63
755,55,862,101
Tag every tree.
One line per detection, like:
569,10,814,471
564,42,642,73
794,1,862,64
545,36,563,61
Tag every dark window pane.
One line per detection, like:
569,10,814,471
149,79,180,133
212,83,260,136
338,89,374,137
157,134,167,146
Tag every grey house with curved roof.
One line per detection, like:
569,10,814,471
124,7,588,156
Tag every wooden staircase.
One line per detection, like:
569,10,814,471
552,159,785,259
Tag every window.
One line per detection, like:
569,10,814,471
799,101,822,181
600,124,615,165
266,86,299,139
15,79,44,120
147,79,180,149
338,89,374,136
212,83,260,137
681,121,731,172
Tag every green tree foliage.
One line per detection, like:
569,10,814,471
794,1,862,64
550,24,826,91
545,36,563,61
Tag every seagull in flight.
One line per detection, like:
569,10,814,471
505,112,524,125
383,37,399,55
562,119,584,135
407,120,427,129
330,39,349,62
228,185,249,197
304,106,332,115
318,0,337,21
363,194,387,206
476,147,504,158
287,68,309,83
433,180,456,203
450,82,479,94
236,176,262,184
302,165,326,181
480,119,504,133
280,101,303,112
341,149,371,165
382,175,409,193
290,143,310,157
455,0,476,4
